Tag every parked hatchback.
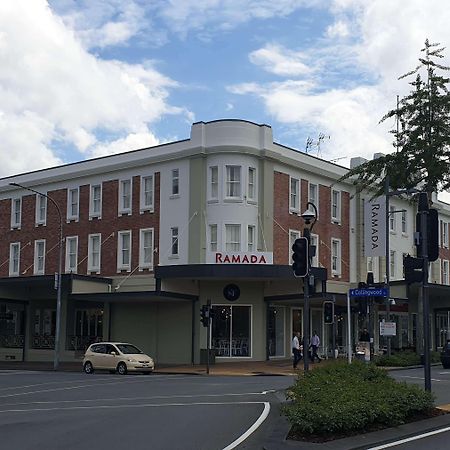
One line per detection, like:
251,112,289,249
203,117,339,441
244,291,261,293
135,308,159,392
441,340,450,369
83,342,155,375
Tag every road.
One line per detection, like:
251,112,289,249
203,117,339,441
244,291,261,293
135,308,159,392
0,370,294,450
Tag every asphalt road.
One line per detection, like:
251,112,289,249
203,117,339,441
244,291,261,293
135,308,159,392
0,370,294,450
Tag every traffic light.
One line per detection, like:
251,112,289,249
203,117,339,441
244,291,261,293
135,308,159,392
200,305,209,327
416,208,439,262
292,237,309,277
403,255,423,284
323,301,334,324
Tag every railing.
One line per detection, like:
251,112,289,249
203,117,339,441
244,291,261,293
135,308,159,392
0,334,24,348
68,335,100,351
32,335,55,349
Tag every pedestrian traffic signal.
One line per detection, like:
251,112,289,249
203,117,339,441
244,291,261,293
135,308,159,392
403,255,423,284
323,301,334,324
292,237,309,277
200,305,210,327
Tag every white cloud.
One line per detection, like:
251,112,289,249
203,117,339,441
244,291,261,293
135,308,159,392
326,20,349,39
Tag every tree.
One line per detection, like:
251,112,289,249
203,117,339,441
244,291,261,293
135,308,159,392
340,39,450,200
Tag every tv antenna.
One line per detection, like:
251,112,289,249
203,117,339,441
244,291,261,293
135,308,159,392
305,133,330,157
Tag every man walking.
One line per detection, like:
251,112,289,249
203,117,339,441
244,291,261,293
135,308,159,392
292,332,302,369
310,330,322,363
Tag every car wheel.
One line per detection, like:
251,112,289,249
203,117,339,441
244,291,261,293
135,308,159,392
84,361,94,374
117,362,128,375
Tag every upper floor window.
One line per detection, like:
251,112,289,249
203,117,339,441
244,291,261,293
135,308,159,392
289,177,300,213
248,167,256,202
442,221,449,248
209,224,218,252
172,169,179,196
331,238,341,276
226,166,241,199
389,206,396,232
90,184,102,218
140,175,154,212
390,250,396,279
67,188,79,221
65,236,78,273
309,183,319,213
225,224,241,252
34,240,46,275
171,227,179,256
11,198,21,229
401,210,407,234
117,230,132,270
289,230,301,264
443,260,449,285
247,225,256,252
331,190,341,223
88,234,101,273
9,242,20,276
139,228,154,270
367,256,374,273
209,166,218,201
310,233,319,267
36,194,47,225
119,179,132,214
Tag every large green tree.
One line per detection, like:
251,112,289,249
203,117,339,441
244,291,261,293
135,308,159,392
340,39,450,199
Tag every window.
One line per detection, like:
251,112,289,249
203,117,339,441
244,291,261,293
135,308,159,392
226,166,241,199
88,234,101,273
119,179,132,214
309,183,319,213
139,228,154,270
11,198,21,228
65,236,78,273
225,224,241,252
34,240,46,275
209,166,218,201
172,169,179,196
247,225,256,252
289,230,301,264
389,206,396,232
36,194,47,225
210,224,218,252
390,250,396,279
310,233,319,267
331,238,341,276
67,188,79,221
401,210,407,234
9,243,20,276
140,175,154,212
248,167,256,202
171,227,179,256
331,190,341,223
289,177,299,213
90,184,102,218
117,231,132,270
443,260,449,285
443,222,449,248
367,257,374,273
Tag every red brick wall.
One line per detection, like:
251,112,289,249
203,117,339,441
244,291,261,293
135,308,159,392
0,174,160,278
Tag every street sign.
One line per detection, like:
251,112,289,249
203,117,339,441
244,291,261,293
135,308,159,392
349,288,388,297
380,321,396,336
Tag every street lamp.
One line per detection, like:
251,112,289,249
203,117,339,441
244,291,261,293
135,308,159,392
9,182,63,370
301,201,318,372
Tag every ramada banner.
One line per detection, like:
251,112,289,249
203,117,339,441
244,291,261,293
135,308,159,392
364,196,386,257
207,252,273,264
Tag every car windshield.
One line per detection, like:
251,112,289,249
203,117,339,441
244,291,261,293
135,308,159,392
116,344,143,354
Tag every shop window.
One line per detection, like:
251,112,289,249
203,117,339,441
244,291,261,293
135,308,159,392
268,306,285,357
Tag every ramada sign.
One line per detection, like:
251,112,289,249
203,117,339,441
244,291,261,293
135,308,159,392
208,252,273,264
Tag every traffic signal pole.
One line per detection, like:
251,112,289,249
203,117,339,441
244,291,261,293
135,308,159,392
206,299,211,375
303,227,310,373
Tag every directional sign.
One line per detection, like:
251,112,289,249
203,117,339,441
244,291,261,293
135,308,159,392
349,288,388,298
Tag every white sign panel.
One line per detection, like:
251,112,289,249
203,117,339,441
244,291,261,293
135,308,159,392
364,196,386,257
207,252,273,264
380,321,396,336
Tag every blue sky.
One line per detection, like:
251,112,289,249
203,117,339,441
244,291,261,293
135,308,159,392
1,0,450,201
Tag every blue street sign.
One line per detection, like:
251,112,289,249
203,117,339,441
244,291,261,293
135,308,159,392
349,288,388,298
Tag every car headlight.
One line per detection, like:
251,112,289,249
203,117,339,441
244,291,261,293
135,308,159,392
127,358,137,363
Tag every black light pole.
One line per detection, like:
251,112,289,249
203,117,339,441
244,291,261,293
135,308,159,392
301,202,318,372
10,182,63,370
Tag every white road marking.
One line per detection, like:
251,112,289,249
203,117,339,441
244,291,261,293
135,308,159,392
222,402,270,450
396,375,442,382
367,426,450,449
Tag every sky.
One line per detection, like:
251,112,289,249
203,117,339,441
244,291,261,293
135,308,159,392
1,0,450,200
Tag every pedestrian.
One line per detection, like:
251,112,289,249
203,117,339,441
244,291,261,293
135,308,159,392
310,330,322,363
292,332,302,369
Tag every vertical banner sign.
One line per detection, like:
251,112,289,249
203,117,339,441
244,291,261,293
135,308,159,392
364,196,386,257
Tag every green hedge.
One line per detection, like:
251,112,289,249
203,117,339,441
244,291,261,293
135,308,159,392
282,361,434,435
375,350,441,367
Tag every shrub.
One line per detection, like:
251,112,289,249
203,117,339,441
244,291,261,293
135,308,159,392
282,360,434,435
375,350,441,367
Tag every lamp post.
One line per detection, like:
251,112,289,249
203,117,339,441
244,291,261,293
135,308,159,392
301,201,318,372
9,182,63,370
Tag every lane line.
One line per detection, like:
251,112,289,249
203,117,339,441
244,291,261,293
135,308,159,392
396,376,442,382
222,402,270,450
367,426,450,449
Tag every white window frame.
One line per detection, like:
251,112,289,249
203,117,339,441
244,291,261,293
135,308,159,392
308,183,319,215
118,179,132,215
247,225,256,252
67,188,79,221
139,228,154,270
209,224,218,252
171,169,180,197
367,256,374,273
35,194,47,226
89,184,102,219
87,233,101,273
331,190,341,223
209,166,219,202
117,230,132,271
34,239,46,275
225,165,242,201
247,167,257,203
11,198,21,229
9,242,20,276
289,230,301,264
401,210,407,234
443,222,449,248
171,227,179,256
310,233,319,268
140,175,154,212
289,177,300,213
225,224,241,252
65,236,78,273
389,206,396,232
443,260,449,285
390,250,396,279
331,238,341,276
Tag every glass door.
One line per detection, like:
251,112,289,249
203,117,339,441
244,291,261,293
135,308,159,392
291,307,302,342
268,306,285,357
436,311,450,349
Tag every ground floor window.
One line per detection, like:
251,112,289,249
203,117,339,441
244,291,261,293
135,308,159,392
436,310,450,349
212,305,251,357
69,309,104,351
268,306,285,357
0,303,25,348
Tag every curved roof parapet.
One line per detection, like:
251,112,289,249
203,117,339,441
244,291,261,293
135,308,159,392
190,119,273,150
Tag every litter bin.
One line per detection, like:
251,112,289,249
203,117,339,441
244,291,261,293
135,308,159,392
356,351,365,361
200,349,216,365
